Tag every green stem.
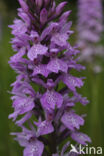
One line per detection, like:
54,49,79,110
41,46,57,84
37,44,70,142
49,132,57,154
89,67,102,146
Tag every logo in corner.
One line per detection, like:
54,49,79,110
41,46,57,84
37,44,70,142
70,144,79,154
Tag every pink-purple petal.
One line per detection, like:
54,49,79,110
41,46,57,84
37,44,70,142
61,111,84,131
24,140,44,156
40,90,63,111
27,44,48,60
71,131,91,145
47,58,68,73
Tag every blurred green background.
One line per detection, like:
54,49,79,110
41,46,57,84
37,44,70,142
0,0,104,155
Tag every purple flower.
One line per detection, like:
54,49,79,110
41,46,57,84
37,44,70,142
9,95,35,120
11,127,44,156
23,140,44,156
9,0,91,155
51,33,68,47
9,19,28,35
34,119,54,137
10,47,26,63
77,0,103,45
47,58,68,73
40,89,63,111
16,112,32,126
32,64,50,77
71,131,91,145
61,74,84,92
77,0,104,72
27,44,48,61
61,111,84,131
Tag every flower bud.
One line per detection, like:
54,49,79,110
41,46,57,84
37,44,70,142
18,0,28,12
40,8,48,25
35,0,43,9
59,10,72,22
55,2,67,16
44,0,50,7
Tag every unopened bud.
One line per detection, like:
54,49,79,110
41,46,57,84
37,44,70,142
59,10,72,21
55,2,67,16
44,0,50,7
18,0,28,12
35,0,43,9
40,8,48,25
